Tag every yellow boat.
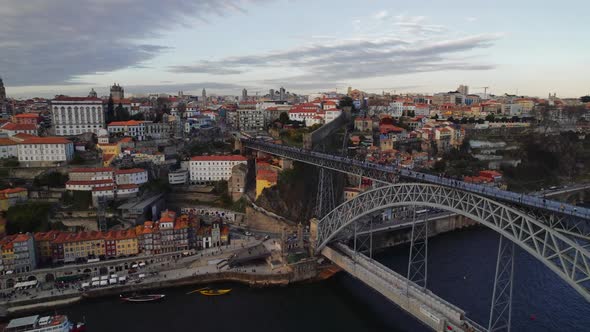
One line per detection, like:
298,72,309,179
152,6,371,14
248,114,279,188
199,289,232,296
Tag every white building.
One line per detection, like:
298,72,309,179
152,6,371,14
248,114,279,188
116,184,140,198
50,96,105,136
237,108,266,131
107,120,146,140
17,136,74,166
324,109,342,123
115,168,148,185
0,138,18,159
0,123,37,136
189,155,248,184
66,179,115,191
168,170,188,185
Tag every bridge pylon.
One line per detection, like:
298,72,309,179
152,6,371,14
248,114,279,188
488,235,515,332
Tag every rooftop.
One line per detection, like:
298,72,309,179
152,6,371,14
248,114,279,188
191,155,247,162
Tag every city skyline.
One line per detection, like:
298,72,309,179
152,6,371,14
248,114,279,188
1,0,589,98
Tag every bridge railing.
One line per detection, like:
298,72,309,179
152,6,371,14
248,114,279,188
243,138,590,220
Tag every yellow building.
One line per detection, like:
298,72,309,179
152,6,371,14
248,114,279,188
114,230,139,257
0,187,28,212
97,143,120,166
59,231,105,261
515,99,535,113
256,170,278,198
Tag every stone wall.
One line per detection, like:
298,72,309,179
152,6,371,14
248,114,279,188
245,206,296,233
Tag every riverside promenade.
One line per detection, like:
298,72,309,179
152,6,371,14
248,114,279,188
0,238,310,317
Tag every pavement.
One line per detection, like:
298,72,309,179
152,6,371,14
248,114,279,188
0,237,288,306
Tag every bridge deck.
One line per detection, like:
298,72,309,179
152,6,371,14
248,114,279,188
243,139,590,220
322,243,486,332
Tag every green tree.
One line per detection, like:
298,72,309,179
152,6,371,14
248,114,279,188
6,202,53,234
115,103,130,121
106,95,115,123
485,113,495,122
279,112,290,124
339,96,354,108
580,95,590,103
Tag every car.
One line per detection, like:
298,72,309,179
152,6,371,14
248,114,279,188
264,235,270,240
244,231,253,236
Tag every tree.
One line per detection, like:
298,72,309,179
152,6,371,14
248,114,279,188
106,95,115,123
115,103,130,121
131,113,145,121
580,95,590,103
431,114,439,120
485,113,495,122
339,96,354,108
279,112,290,124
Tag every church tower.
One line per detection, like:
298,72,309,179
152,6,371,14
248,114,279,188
88,88,97,98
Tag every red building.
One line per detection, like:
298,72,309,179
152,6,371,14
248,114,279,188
14,113,41,125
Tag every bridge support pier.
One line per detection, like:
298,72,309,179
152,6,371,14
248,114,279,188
407,209,428,290
488,235,515,332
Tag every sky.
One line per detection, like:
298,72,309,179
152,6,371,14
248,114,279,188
1,0,589,98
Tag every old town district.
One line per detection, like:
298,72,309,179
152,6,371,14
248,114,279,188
0,209,229,277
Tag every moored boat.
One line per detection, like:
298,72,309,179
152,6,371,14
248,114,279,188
120,294,166,302
3,314,85,332
199,289,231,296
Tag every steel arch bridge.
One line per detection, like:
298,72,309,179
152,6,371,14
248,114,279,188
316,183,590,302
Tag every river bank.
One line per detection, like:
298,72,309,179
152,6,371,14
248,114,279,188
0,258,335,318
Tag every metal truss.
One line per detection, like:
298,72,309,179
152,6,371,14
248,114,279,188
407,208,428,289
243,139,590,222
316,183,590,302
243,139,399,183
315,167,336,218
488,235,515,332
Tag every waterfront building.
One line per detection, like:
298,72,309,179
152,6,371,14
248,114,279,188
51,231,105,263
50,96,105,136
0,233,37,273
104,229,138,258
189,155,248,184
34,231,61,265
16,136,74,167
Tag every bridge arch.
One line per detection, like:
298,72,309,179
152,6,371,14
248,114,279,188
316,183,590,301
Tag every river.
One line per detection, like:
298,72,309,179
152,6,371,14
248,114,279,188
49,227,590,331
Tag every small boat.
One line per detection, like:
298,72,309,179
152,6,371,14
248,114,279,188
120,294,165,302
199,289,231,296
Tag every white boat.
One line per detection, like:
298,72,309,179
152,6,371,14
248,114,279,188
4,315,85,332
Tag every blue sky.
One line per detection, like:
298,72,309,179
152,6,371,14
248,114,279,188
1,0,589,98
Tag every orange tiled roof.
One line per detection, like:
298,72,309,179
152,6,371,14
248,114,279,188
70,167,114,173
19,137,71,145
115,168,146,175
191,155,247,162
1,123,37,131
108,120,144,126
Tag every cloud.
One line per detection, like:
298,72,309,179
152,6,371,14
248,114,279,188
466,17,478,22
124,82,243,95
171,31,500,84
0,0,265,86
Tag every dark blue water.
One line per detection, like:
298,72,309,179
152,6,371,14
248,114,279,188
54,227,590,331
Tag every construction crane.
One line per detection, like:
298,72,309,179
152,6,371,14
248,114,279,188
473,86,490,99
